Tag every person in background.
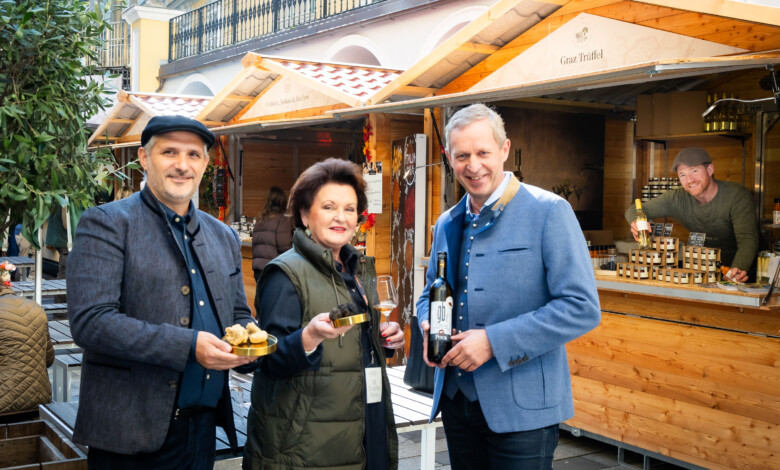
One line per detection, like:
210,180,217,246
251,186,293,282
4,223,22,280
46,204,86,301
5,223,21,257
46,206,71,281
67,115,257,469
416,104,601,469
0,261,54,422
625,147,759,282
242,158,404,470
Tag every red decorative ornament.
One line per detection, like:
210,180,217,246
362,119,373,162
359,118,376,236
0,261,15,287
359,210,376,233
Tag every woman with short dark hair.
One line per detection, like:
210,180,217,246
243,158,404,470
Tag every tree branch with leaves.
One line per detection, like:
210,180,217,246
0,0,126,247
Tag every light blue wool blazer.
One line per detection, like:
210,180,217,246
416,179,601,433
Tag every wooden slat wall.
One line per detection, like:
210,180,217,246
598,288,780,336
241,249,256,317
566,304,780,470
238,129,357,317
241,139,351,219
602,118,634,240
424,108,445,252
370,113,425,278
241,141,299,219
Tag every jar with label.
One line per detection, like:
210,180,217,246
773,198,780,225
604,247,617,271
757,252,772,280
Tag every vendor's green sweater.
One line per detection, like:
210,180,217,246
625,180,758,271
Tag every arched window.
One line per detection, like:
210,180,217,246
180,81,214,97
330,45,381,66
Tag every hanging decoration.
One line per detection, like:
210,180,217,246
354,118,378,249
362,119,373,162
359,210,376,234
0,261,16,287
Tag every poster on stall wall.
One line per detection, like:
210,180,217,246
390,134,427,329
365,163,383,214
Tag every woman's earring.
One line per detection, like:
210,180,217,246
305,227,312,237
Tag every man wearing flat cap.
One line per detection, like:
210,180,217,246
68,115,258,469
625,147,759,282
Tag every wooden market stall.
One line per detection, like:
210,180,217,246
84,2,780,464
328,0,780,467
566,276,780,469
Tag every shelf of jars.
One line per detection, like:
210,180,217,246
637,91,752,142
635,131,750,142
640,176,681,202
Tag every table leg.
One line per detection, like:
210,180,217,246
53,359,65,402
64,367,72,402
420,426,436,470
52,357,73,402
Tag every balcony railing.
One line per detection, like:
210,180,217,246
169,0,386,62
87,19,131,70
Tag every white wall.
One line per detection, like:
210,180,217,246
161,0,492,94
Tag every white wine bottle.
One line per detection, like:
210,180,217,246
634,199,651,250
704,94,713,132
427,252,453,363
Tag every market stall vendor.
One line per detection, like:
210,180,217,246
625,147,759,282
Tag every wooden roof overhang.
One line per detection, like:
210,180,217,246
331,52,780,117
367,0,566,105
199,53,401,129
88,91,212,148
210,114,362,136
362,0,780,111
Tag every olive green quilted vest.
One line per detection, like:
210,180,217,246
243,230,398,470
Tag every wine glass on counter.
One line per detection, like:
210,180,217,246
375,275,398,321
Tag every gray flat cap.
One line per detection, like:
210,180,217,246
672,147,712,172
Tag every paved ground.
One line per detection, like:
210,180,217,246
214,425,686,470
53,367,685,470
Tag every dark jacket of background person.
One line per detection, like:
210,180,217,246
0,284,54,414
242,230,399,470
67,186,254,454
251,213,293,281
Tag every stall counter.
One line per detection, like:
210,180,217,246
565,274,780,469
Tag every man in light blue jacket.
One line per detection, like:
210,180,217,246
416,104,601,469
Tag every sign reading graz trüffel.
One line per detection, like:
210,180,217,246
559,49,604,65
469,12,746,93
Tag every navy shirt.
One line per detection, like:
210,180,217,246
161,203,224,409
